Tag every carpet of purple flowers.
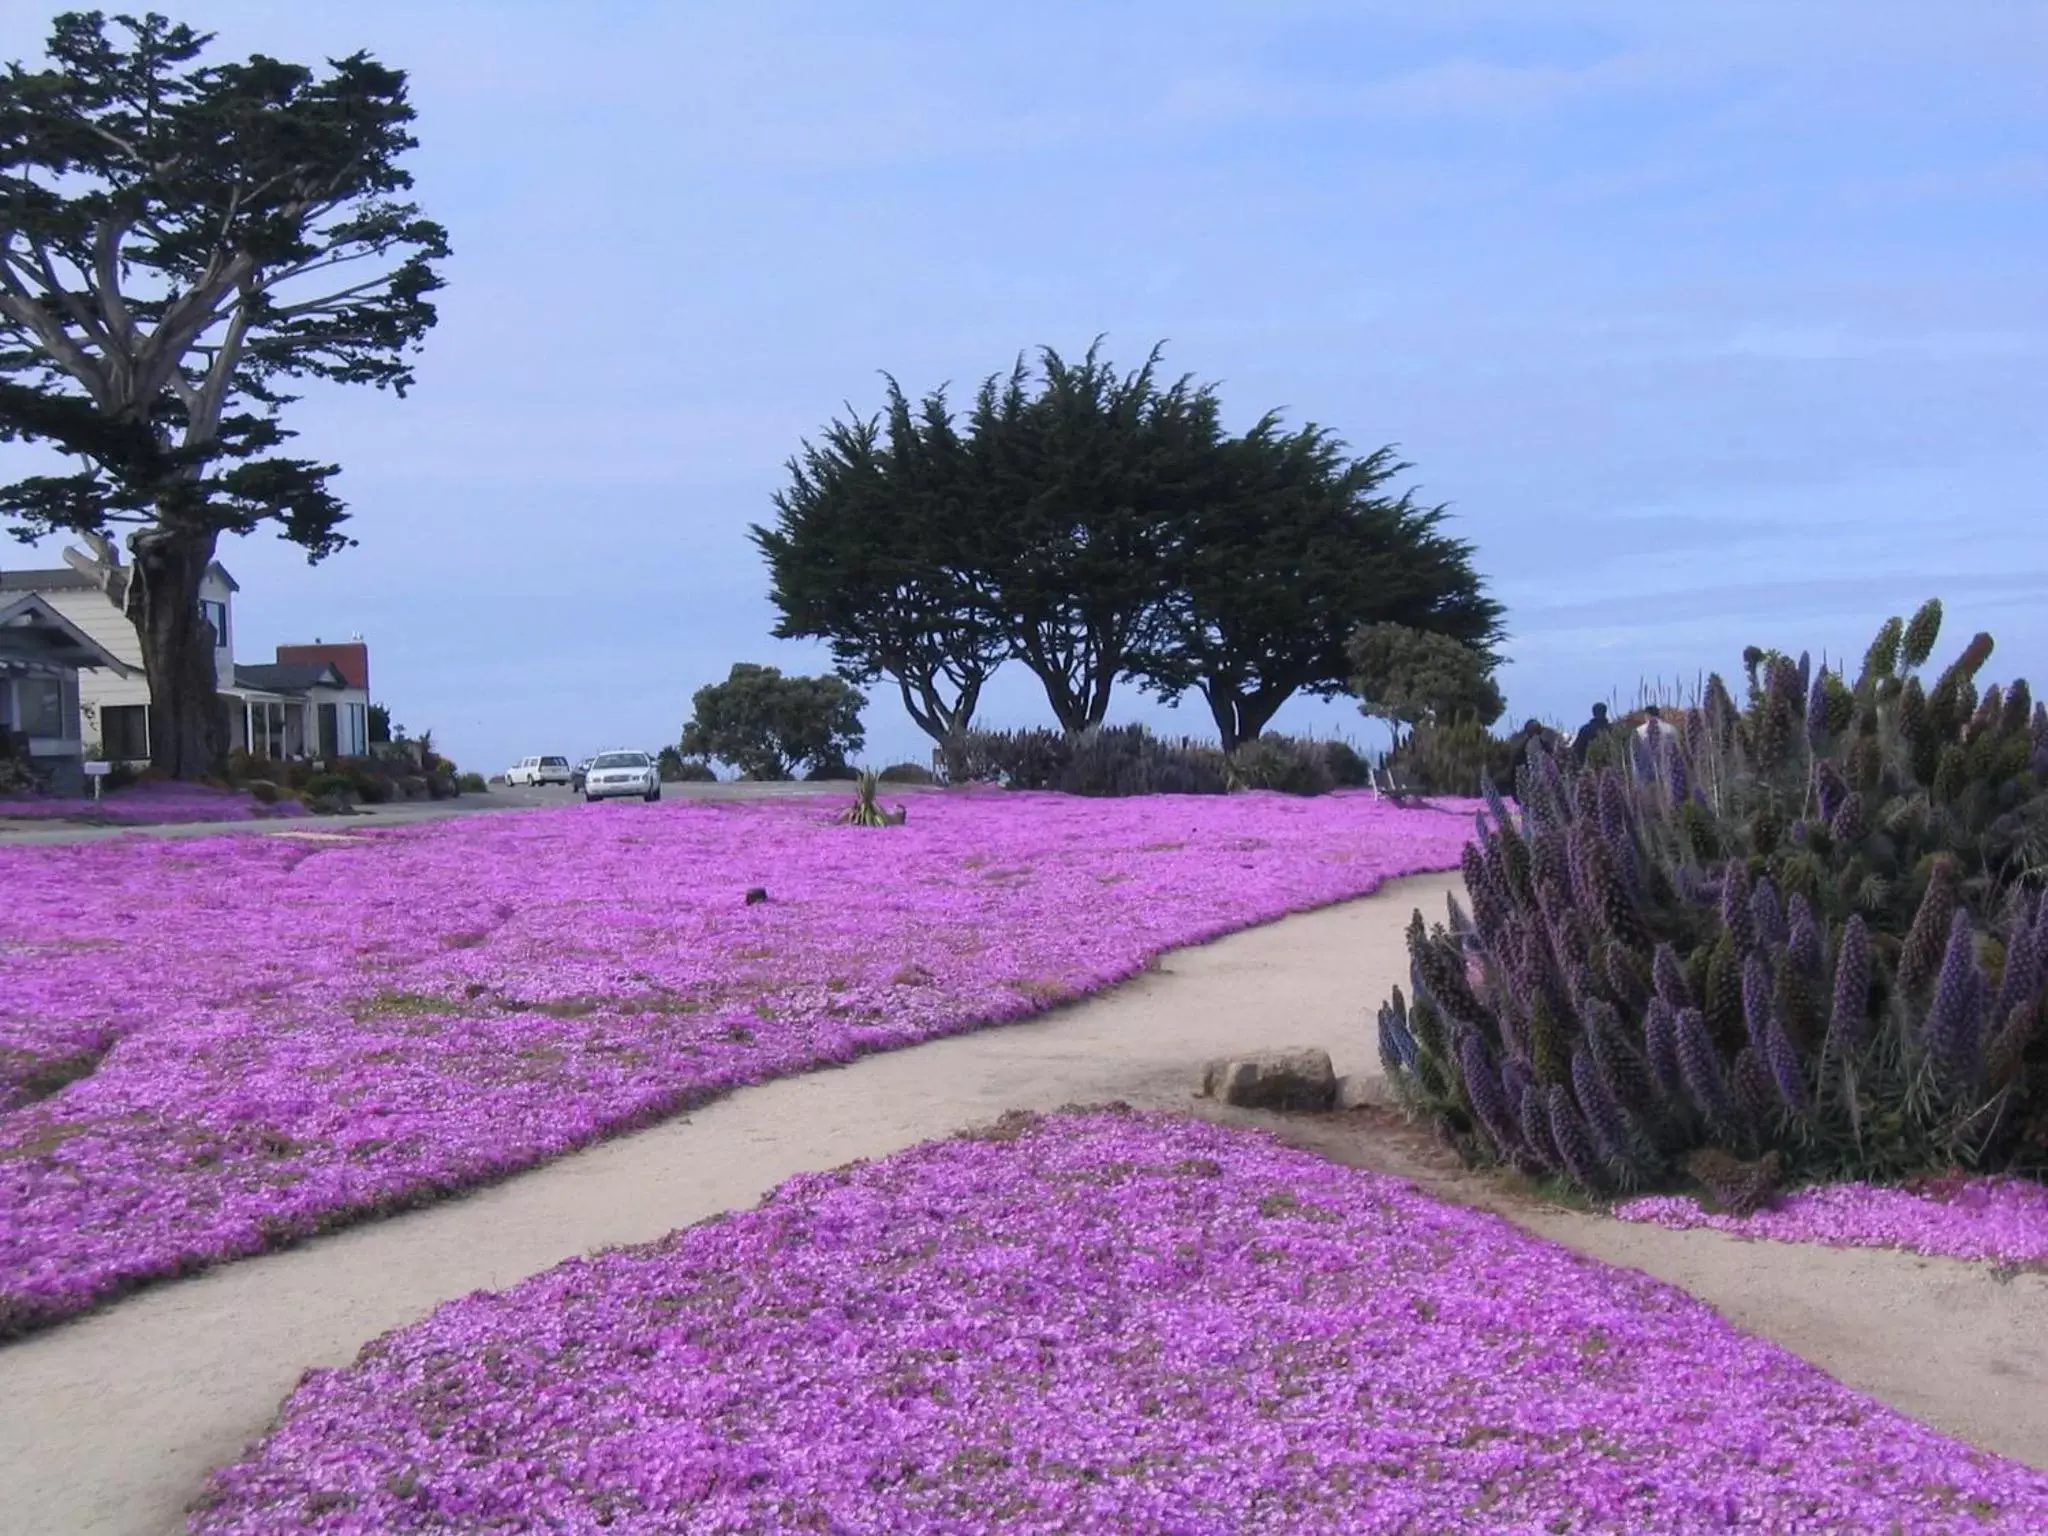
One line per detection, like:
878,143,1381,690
0,781,305,825
0,789,1475,1338
1614,1174,2048,1268
188,1109,2048,1535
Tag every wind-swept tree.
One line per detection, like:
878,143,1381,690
752,377,1007,746
962,340,1220,732
1134,431,1504,750
0,11,447,775
760,338,1503,748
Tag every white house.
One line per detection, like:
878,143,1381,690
0,549,371,766
0,591,134,793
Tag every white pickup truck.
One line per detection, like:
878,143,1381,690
506,754,573,787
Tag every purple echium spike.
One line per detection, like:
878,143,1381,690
1922,910,1987,1084
1763,1015,1810,1114
1652,943,1693,1009
1644,998,1685,1104
1825,916,1870,1056
1750,878,1787,946
1674,1007,1730,1119
1741,952,1776,1050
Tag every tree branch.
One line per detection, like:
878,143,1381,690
188,294,255,443
22,235,113,359
0,261,112,407
91,213,141,354
264,271,402,318
253,240,403,296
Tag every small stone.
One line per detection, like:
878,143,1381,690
1334,1074,1384,1111
1195,1048,1337,1111
744,886,769,905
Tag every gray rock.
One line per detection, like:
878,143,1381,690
1334,1073,1386,1111
1196,1047,1337,1111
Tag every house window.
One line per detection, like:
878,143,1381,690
18,677,66,738
199,599,228,649
103,704,150,761
344,701,367,757
249,699,288,759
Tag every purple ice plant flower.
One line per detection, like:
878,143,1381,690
1616,1172,2048,1269
0,791,1480,1338
188,1112,2048,1535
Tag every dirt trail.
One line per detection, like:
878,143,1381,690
3,870,2044,1535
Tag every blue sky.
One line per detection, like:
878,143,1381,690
4,2,2043,774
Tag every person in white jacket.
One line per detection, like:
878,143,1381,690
1636,704,1677,751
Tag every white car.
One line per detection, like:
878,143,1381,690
583,749,662,802
507,754,573,787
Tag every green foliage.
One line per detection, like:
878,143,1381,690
654,746,686,782
1382,719,1518,797
1227,734,1337,796
837,769,907,827
756,339,1502,750
1347,623,1505,742
302,771,357,802
942,723,1229,797
1320,738,1373,788
680,664,866,782
669,758,717,783
1381,600,2048,1205
877,762,937,785
456,771,488,794
367,704,393,745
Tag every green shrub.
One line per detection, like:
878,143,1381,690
303,772,357,801
878,762,937,785
1321,739,1372,788
1383,719,1518,797
1059,725,1229,797
940,727,1070,789
804,760,859,781
456,771,489,794
837,768,908,827
349,771,392,804
244,780,281,805
1228,734,1338,796
1380,599,2048,1206
670,759,717,783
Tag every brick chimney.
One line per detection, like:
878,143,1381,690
275,639,369,692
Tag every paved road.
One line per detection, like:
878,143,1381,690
0,778,890,847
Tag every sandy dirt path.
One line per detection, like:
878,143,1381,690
4,870,2046,1534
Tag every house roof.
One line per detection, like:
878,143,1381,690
275,640,370,691
0,593,134,673
0,555,240,596
233,661,349,694
0,567,98,592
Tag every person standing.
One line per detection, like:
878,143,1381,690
1507,718,1552,782
1570,703,1611,767
1636,704,1677,752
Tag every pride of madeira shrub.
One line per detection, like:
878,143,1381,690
1379,599,2048,1208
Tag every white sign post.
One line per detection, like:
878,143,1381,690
83,760,110,802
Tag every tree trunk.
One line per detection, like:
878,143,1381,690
128,526,227,779
895,668,985,744
1203,684,1290,754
